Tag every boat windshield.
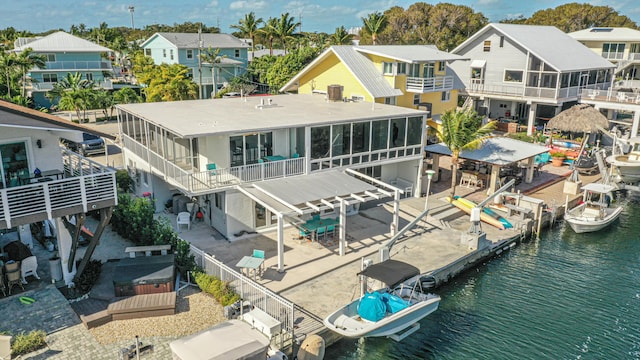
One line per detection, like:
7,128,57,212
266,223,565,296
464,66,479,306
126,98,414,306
358,260,420,287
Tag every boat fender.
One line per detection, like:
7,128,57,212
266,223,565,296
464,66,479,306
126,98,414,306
19,296,36,305
420,276,436,290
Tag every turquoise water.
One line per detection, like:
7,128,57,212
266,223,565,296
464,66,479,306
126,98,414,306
326,192,640,359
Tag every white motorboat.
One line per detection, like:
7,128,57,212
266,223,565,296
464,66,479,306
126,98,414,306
323,260,440,340
606,137,640,183
565,183,622,234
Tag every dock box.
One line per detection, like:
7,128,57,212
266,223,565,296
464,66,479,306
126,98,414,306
113,254,175,297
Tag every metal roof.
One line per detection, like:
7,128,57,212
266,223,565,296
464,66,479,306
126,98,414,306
454,23,614,72
116,94,427,138
425,137,548,166
13,31,112,53
143,32,250,49
355,45,468,63
569,27,640,42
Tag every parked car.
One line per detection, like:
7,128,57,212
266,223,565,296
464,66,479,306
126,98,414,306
61,133,106,156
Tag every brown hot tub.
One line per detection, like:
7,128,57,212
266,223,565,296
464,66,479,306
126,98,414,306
113,254,175,297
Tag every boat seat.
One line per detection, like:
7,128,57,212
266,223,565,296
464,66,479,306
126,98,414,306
334,314,366,330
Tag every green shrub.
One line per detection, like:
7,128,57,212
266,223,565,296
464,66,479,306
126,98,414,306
194,272,241,306
115,169,134,193
11,330,47,356
75,259,102,294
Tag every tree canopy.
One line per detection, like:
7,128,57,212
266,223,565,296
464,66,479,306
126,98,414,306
520,3,638,32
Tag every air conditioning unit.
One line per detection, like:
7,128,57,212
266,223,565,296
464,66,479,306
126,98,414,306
327,84,344,101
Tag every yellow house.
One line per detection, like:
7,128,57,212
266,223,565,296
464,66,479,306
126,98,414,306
280,45,468,130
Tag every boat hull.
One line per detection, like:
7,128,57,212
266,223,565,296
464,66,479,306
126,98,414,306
565,204,623,234
606,154,640,183
324,295,440,338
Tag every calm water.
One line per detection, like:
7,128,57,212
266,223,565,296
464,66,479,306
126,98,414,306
326,192,640,360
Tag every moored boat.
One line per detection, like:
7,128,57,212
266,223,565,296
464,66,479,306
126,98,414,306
565,183,622,233
606,137,640,184
323,260,440,340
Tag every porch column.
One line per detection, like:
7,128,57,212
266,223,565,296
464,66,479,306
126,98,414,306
432,154,440,182
525,157,535,184
55,217,77,286
392,189,400,236
277,213,284,272
632,111,640,138
487,165,500,195
527,103,537,136
339,200,347,256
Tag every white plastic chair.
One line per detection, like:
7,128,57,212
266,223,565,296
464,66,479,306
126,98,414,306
21,255,40,284
177,212,191,231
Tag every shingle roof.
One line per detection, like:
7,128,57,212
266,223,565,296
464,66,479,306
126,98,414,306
146,33,250,49
569,27,640,42
454,23,614,72
13,31,112,53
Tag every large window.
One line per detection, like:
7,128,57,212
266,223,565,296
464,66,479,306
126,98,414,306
352,122,370,153
406,117,423,146
332,124,351,156
409,64,420,77
423,63,435,78
602,43,625,59
504,70,523,83
0,141,29,188
43,73,58,82
229,132,272,166
311,126,330,159
44,54,56,62
371,120,389,151
391,118,406,147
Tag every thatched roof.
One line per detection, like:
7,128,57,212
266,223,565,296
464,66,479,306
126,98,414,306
547,104,609,133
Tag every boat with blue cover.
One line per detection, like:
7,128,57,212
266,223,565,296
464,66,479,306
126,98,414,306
323,260,441,340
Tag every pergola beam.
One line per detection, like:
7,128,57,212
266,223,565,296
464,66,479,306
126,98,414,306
305,201,320,212
320,199,335,208
365,190,382,200
350,193,366,202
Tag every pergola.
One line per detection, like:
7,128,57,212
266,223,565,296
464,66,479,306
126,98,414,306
236,169,404,272
425,137,549,194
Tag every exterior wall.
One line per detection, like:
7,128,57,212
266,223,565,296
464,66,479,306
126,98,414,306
580,41,605,56
225,189,253,238
297,54,373,101
198,134,231,170
143,35,179,65
1,128,67,174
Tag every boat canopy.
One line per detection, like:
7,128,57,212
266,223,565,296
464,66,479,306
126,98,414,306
357,260,420,287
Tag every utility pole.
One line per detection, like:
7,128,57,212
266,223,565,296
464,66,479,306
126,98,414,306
198,27,203,99
128,6,135,29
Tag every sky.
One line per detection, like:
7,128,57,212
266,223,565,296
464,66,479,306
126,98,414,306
2,0,640,35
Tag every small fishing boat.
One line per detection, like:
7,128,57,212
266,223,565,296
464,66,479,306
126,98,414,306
606,136,640,184
323,260,440,340
565,183,622,234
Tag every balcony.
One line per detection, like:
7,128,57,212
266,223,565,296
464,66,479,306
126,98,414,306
0,149,117,230
35,61,113,71
31,79,113,91
123,134,306,195
406,76,453,93
465,81,610,101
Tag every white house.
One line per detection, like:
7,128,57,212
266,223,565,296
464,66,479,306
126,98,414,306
449,23,615,135
116,94,429,271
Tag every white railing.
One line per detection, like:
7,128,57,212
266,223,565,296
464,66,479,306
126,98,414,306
123,134,306,194
604,52,625,60
628,53,640,61
0,150,116,229
310,145,422,171
36,61,113,71
406,76,454,92
32,79,113,91
189,245,297,350
579,88,640,104
467,81,610,100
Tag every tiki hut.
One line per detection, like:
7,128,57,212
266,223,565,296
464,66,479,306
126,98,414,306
547,104,609,133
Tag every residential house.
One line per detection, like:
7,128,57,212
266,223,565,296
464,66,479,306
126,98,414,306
13,31,114,109
568,27,640,88
116,94,428,271
449,23,615,135
0,100,117,286
279,45,467,129
140,32,250,99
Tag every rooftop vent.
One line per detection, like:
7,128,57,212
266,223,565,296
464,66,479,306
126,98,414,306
327,85,344,102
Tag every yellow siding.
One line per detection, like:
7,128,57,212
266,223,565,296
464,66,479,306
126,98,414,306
581,41,604,56
297,53,373,101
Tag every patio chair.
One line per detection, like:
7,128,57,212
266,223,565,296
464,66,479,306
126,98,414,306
176,212,191,231
316,226,326,242
252,249,265,275
5,261,24,295
20,255,40,284
326,225,336,238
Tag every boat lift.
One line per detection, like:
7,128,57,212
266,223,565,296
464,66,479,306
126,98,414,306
467,179,516,235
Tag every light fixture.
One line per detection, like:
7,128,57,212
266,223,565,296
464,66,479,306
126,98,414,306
36,139,42,148
424,169,437,211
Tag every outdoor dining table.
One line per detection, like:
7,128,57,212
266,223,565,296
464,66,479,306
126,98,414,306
300,218,339,241
236,255,264,280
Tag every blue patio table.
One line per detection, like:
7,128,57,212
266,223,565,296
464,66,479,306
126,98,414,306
236,255,264,280
262,155,287,162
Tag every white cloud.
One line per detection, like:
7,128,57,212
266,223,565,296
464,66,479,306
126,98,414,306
229,0,267,11
477,0,500,5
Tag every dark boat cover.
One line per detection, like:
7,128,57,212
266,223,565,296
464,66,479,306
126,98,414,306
357,259,420,287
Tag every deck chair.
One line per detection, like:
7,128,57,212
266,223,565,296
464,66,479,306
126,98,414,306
176,212,191,231
252,249,265,276
0,334,11,360
326,225,336,238
20,255,40,284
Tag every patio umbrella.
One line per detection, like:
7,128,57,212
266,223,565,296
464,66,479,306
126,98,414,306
546,104,609,133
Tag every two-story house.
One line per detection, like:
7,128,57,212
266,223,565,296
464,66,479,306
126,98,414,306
140,32,250,99
568,27,640,88
13,31,114,109
279,45,467,129
0,100,117,286
449,23,615,135
116,94,428,271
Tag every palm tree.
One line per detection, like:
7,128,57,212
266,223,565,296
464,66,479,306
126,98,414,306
362,12,387,45
230,12,263,58
13,48,46,97
430,109,496,198
200,47,226,98
329,26,354,45
46,72,94,102
259,18,279,56
273,13,300,54
0,51,18,97
113,87,142,104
